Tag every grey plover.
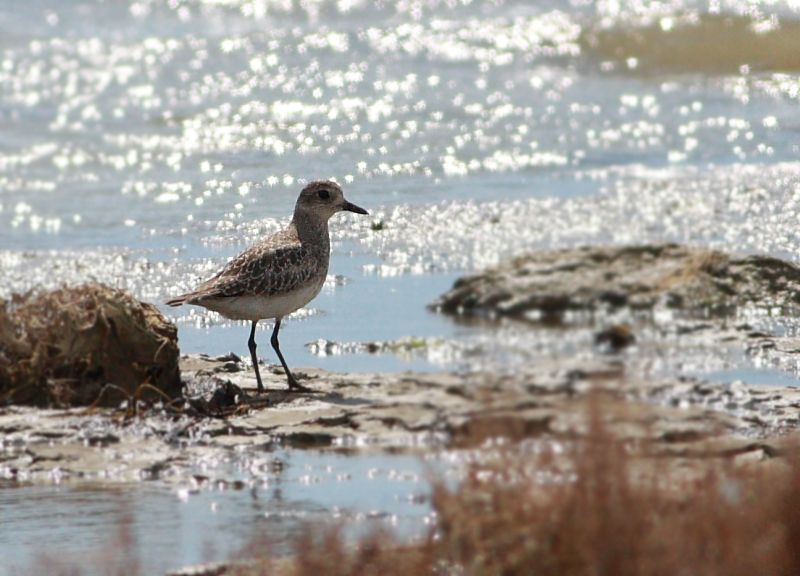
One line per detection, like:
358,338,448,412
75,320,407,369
166,180,368,392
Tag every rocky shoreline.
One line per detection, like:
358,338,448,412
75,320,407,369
433,243,800,320
5,244,800,485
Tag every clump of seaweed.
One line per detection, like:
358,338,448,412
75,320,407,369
0,284,181,407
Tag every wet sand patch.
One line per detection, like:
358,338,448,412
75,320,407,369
3,352,800,485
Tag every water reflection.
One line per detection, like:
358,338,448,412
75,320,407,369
0,450,436,576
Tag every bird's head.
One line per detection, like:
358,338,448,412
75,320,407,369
294,180,368,221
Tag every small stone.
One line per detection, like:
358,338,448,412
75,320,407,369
595,324,636,352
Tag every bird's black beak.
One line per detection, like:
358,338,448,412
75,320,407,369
342,200,368,215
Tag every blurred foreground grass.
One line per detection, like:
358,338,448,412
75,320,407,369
26,396,800,576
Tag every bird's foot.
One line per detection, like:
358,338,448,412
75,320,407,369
287,377,315,393
253,372,265,394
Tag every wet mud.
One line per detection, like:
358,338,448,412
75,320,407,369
7,245,800,575
5,246,800,487
3,350,799,485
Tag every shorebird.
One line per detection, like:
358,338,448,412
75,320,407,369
166,180,368,393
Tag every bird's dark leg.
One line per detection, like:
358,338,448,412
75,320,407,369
248,320,264,393
271,318,312,392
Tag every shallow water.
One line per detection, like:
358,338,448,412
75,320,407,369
4,0,800,573
0,449,439,575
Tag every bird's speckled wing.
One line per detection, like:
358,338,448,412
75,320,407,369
187,226,323,301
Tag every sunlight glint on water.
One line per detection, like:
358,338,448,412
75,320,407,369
4,0,800,573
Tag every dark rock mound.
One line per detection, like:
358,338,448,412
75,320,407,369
433,244,800,321
0,284,181,406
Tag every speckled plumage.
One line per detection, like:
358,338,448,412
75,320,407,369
167,180,369,393
167,181,340,317
173,222,329,315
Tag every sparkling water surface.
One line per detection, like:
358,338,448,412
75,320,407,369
4,0,800,573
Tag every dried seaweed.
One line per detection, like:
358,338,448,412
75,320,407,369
0,284,181,407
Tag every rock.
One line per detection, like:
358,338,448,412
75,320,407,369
432,244,800,321
185,381,249,418
0,284,181,407
595,324,636,352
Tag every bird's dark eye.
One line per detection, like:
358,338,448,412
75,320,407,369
318,189,330,200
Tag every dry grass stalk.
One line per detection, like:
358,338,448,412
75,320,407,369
270,402,800,576
21,400,800,576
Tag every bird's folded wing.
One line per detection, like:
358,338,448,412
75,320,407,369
191,242,319,300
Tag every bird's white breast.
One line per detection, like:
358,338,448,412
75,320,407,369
198,276,325,321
